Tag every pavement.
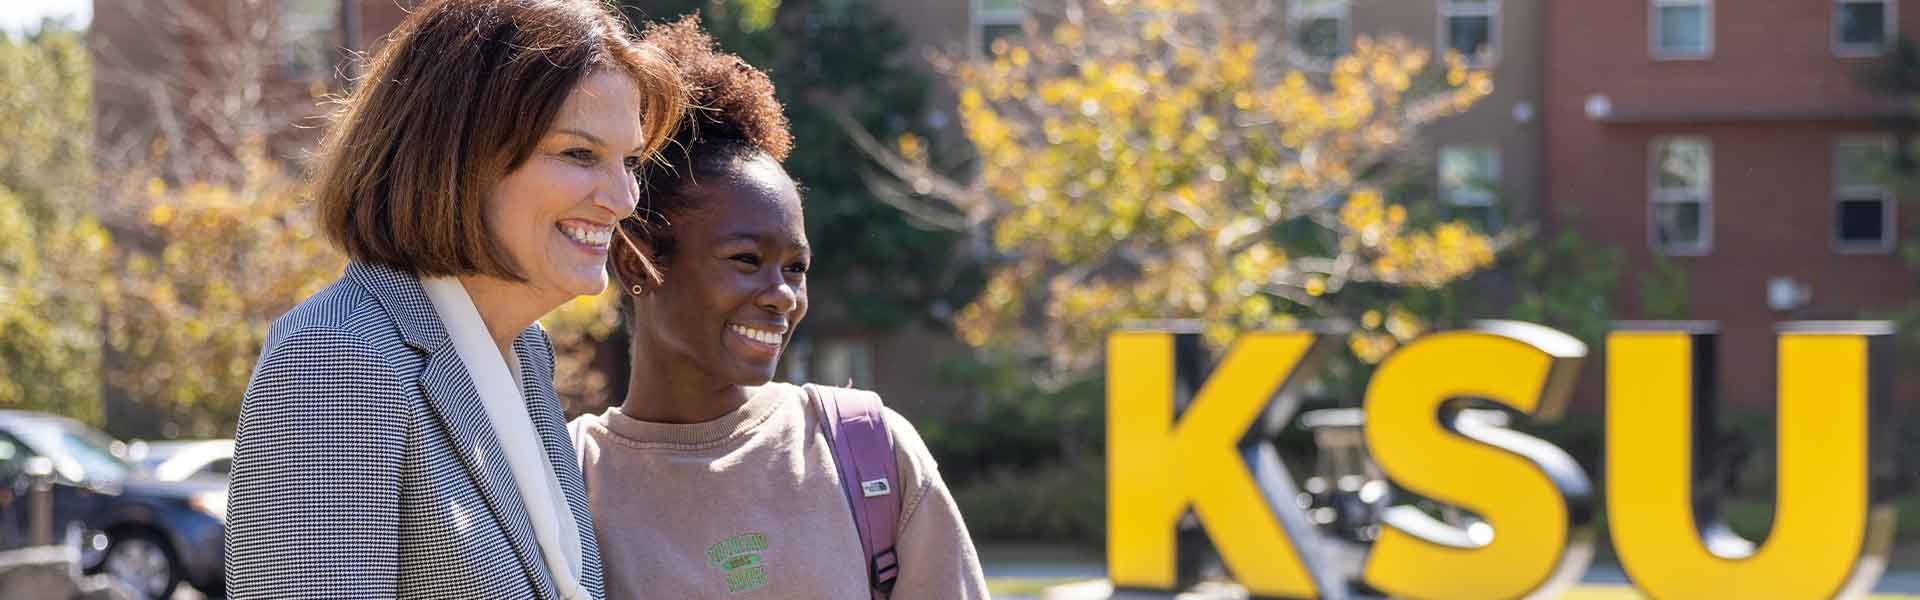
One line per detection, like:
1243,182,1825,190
164,544,1920,599
980,544,1920,599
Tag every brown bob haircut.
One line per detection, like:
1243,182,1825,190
313,0,685,280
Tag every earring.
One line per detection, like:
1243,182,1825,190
630,284,648,296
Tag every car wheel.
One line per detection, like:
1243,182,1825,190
103,531,179,600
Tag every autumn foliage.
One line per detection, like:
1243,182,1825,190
863,0,1499,372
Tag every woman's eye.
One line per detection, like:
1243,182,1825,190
623,156,644,173
785,262,809,274
564,149,596,163
730,253,760,267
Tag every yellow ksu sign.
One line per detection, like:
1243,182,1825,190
1108,320,1896,600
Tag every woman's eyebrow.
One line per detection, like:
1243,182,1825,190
553,128,605,147
718,231,809,251
712,232,764,247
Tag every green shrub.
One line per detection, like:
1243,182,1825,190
953,455,1106,545
922,351,1104,485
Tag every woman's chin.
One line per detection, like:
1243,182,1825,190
575,280,609,297
555,271,609,298
729,366,780,387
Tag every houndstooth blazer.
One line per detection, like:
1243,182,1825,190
225,261,605,599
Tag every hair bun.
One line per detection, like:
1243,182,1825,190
641,15,792,162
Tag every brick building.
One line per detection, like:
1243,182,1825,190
1544,0,1919,408
1202,0,1920,410
1341,0,1550,232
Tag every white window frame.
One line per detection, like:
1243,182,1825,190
1649,137,1713,256
1438,0,1501,67
1291,0,1351,70
279,0,342,81
821,338,876,387
781,337,815,384
972,0,1025,59
1833,136,1898,254
1834,0,1898,58
1650,0,1713,61
782,336,878,387
1438,145,1500,203
1439,144,1502,230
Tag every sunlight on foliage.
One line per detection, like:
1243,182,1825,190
920,0,1498,370
103,150,343,436
0,27,108,423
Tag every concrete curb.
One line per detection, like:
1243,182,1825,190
0,545,140,600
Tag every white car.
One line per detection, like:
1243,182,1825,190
131,439,233,482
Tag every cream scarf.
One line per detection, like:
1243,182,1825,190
422,277,584,600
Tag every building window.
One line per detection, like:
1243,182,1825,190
1439,145,1501,230
1650,0,1712,60
1650,138,1712,255
280,0,341,81
1834,137,1896,253
974,0,1024,57
784,337,875,388
1291,0,1350,67
1835,0,1896,57
1440,0,1499,66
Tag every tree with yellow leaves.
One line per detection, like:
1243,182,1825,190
850,0,1499,374
99,155,342,437
81,0,348,438
0,26,112,423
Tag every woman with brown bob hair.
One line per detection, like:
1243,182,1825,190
226,1,681,599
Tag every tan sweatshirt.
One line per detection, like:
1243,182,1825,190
568,383,990,599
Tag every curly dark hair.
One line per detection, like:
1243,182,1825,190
615,15,793,291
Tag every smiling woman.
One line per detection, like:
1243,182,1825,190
565,16,987,600
462,68,660,335
223,1,684,599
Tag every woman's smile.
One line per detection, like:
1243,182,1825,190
726,321,786,357
556,219,614,254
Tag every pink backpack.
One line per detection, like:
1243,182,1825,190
804,384,901,600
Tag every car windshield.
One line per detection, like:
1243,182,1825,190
153,442,234,481
15,422,134,482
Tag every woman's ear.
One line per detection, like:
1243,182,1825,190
613,227,665,294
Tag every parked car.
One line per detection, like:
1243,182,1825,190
0,410,226,599
132,439,234,483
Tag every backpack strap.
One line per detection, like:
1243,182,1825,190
805,383,902,600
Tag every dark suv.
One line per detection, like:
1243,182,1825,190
0,410,226,599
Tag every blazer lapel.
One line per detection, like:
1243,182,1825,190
348,261,571,597
419,331,558,600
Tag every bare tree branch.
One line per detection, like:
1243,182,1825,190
855,168,976,233
826,107,999,225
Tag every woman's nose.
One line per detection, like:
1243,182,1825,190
597,165,640,219
760,280,799,314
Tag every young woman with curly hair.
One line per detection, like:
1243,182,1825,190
567,17,988,599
